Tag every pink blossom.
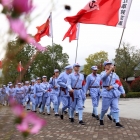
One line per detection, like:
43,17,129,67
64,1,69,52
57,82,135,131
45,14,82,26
7,18,46,52
34,42,46,52
8,17,28,40
27,37,46,52
11,104,25,117
8,17,46,52
12,0,33,14
9,98,26,117
1,0,12,9
17,112,46,134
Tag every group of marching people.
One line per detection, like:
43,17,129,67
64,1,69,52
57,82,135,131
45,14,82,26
0,60,126,127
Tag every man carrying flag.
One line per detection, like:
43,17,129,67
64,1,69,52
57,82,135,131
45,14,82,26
34,13,52,42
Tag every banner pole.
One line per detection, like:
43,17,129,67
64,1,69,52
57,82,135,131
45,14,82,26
51,12,55,70
118,0,133,49
75,39,79,63
118,28,125,49
20,71,21,82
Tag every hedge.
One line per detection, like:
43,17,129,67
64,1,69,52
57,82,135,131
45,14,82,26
120,79,130,93
131,77,140,92
121,92,140,98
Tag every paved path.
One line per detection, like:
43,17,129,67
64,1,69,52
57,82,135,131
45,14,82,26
0,104,140,140
84,98,140,120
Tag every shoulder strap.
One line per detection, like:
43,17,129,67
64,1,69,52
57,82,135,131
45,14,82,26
89,75,96,87
73,74,80,88
109,72,113,86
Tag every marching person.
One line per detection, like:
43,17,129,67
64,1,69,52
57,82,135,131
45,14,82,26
1,85,7,106
100,61,124,127
49,73,55,110
57,65,73,120
49,69,60,116
15,83,25,105
54,69,61,114
24,81,31,110
107,77,126,122
40,76,52,115
75,75,87,116
83,75,87,108
34,77,44,112
6,82,12,92
8,84,15,102
67,63,86,125
30,80,36,112
85,66,101,120
0,87,2,105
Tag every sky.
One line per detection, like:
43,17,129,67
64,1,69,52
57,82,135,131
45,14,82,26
0,0,140,65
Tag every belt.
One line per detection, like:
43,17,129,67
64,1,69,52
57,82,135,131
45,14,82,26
103,86,109,88
72,88,82,90
60,87,66,90
89,86,100,88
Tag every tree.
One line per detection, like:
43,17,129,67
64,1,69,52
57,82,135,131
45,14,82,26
2,39,69,84
29,44,69,79
2,38,35,84
83,51,108,75
114,43,140,80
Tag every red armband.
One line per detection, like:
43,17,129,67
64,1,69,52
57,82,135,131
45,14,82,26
115,80,122,86
82,80,86,86
100,81,102,86
48,88,52,92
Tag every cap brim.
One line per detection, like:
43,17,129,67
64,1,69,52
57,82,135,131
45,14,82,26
106,63,112,65
93,69,98,70
104,62,112,66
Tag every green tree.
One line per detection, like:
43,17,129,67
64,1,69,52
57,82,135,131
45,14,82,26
83,51,108,75
2,38,35,84
30,44,69,79
2,39,69,84
114,43,140,80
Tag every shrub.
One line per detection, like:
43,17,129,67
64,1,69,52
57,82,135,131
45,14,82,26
120,78,130,93
121,92,140,98
131,77,140,92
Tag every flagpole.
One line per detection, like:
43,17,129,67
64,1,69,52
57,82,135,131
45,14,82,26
51,12,55,70
52,33,54,70
118,0,132,49
118,28,125,49
20,71,21,82
75,39,79,63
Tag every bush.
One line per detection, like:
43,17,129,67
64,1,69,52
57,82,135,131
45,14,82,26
120,92,140,98
120,79,130,93
131,77,140,92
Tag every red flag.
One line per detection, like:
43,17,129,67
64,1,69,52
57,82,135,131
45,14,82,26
65,0,132,28
63,23,80,42
34,13,52,42
17,61,24,72
0,61,2,69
